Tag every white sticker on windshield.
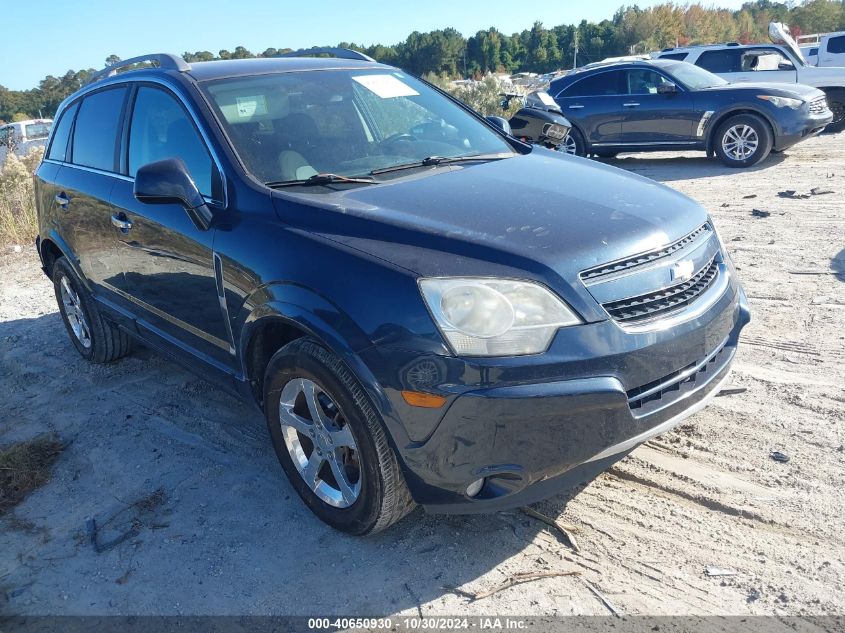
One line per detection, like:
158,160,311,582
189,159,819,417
235,95,268,118
352,74,419,98
537,92,557,107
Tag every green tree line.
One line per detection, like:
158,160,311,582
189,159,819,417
3,0,845,122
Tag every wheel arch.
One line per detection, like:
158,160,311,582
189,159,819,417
705,108,776,154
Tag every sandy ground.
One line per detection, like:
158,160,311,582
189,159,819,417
1,134,843,618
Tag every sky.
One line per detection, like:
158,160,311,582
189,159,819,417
1,0,747,91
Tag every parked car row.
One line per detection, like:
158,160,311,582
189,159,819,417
35,50,749,534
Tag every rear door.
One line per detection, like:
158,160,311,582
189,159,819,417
50,86,130,300
109,83,234,371
553,70,625,146
620,68,698,144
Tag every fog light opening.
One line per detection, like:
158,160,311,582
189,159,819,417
466,478,485,498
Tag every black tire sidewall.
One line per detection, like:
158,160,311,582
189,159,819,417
824,91,845,133
713,114,773,168
52,258,97,361
263,341,385,535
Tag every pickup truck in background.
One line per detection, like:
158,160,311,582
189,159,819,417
798,30,845,67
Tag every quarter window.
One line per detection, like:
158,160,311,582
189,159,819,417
128,86,213,197
47,102,79,162
696,50,742,73
562,71,624,97
828,35,845,55
72,87,128,171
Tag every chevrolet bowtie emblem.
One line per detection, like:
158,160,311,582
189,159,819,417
671,260,695,282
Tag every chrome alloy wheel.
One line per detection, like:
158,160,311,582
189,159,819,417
60,276,91,348
558,133,578,155
278,377,361,508
721,124,759,161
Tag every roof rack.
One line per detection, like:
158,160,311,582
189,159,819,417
280,47,376,63
85,53,191,86
661,41,740,53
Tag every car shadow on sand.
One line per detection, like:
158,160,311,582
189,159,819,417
598,151,787,182
0,312,594,616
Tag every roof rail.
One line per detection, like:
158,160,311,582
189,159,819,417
280,47,376,63
85,53,191,86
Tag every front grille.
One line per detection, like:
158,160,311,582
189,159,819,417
627,338,730,416
580,223,711,283
602,255,719,324
810,96,828,115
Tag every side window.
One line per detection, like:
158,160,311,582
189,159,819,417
129,86,213,197
742,49,791,71
72,87,128,171
562,71,623,98
626,70,674,95
47,102,79,162
696,50,742,73
828,35,845,55
0,127,9,147
659,52,689,61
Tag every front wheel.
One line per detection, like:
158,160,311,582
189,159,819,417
713,114,773,168
263,338,414,535
823,90,845,133
558,127,586,157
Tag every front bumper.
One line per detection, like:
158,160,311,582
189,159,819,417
772,107,833,151
368,280,751,514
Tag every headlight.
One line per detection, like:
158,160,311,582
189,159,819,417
757,95,803,109
419,278,581,356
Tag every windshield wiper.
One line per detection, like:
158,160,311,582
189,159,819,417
370,153,510,175
266,173,377,188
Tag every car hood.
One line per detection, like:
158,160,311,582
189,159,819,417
702,81,823,100
271,150,708,288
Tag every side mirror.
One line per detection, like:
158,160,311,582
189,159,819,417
778,61,795,70
657,82,678,95
486,116,512,136
134,158,213,230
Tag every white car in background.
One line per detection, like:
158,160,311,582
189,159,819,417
799,31,845,67
0,119,53,163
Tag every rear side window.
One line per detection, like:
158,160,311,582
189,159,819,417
128,86,213,197
828,35,845,55
47,103,79,162
72,87,128,171
561,71,624,97
659,53,689,61
696,50,742,73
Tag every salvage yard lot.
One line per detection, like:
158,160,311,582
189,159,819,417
0,134,843,616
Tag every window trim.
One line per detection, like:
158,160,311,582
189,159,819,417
43,76,227,209
67,84,130,174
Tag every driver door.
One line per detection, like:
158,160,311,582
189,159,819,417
110,84,234,372
619,68,698,144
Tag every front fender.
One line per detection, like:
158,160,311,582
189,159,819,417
237,285,415,450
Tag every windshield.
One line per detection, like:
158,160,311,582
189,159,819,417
661,62,729,89
24,122,51,140
202,69,515,184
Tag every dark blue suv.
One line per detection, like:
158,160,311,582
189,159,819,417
35,51,750,534
553,59,832,167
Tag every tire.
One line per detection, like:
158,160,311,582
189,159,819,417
823,89,845,134
263,337,414,535
558,126,587,157
712,113,773,168
52,257,133,363
593,151,618,159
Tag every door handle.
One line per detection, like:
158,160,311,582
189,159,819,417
568,105,585,110
623,102,640,107
111,214,133,232
55,193,70,208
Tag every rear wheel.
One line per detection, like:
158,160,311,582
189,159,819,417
558,127,586,157
823,89,845,133
713,114,772,168
52,257,133,363
263,338,414,535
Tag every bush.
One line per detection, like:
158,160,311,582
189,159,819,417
0,146,43,245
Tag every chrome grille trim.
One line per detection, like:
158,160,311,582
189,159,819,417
602,255,719,324
580,223,712,283
809,96,828,115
